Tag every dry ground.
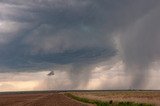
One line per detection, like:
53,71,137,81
70,91,160,106
0,92,92,106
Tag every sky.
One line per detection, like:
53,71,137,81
0,0,160,91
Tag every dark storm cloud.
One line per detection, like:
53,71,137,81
0,0,119,71
0,0,160,88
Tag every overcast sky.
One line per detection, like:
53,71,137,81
0,0,160,91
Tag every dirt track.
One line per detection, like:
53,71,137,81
0,93,90,106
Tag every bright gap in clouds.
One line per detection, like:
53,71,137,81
0,72,45,91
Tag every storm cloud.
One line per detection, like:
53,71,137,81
0,0,160,89
117,5,160,88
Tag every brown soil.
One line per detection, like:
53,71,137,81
0,93,90,106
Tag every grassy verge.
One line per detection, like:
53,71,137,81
65,93,154,106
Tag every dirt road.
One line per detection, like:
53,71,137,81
0,93,90,106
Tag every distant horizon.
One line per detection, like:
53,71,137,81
1,89,160,93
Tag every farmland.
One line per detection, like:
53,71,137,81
0,90,159,106
0,92,90,106
68,91,160,106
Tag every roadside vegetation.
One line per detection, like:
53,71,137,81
65,93,154,106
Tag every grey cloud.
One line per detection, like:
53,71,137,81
0,0,159,89
118,5,160,88
0,0,118,70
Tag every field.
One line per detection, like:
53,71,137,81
0,92,91,106
0,91,159,106
69,91,160,106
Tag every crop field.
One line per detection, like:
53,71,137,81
0,90,159,106
68,91,160,106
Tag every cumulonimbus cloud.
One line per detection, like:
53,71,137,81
0,0,160,89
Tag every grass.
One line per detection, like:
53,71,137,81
65,93,154,106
